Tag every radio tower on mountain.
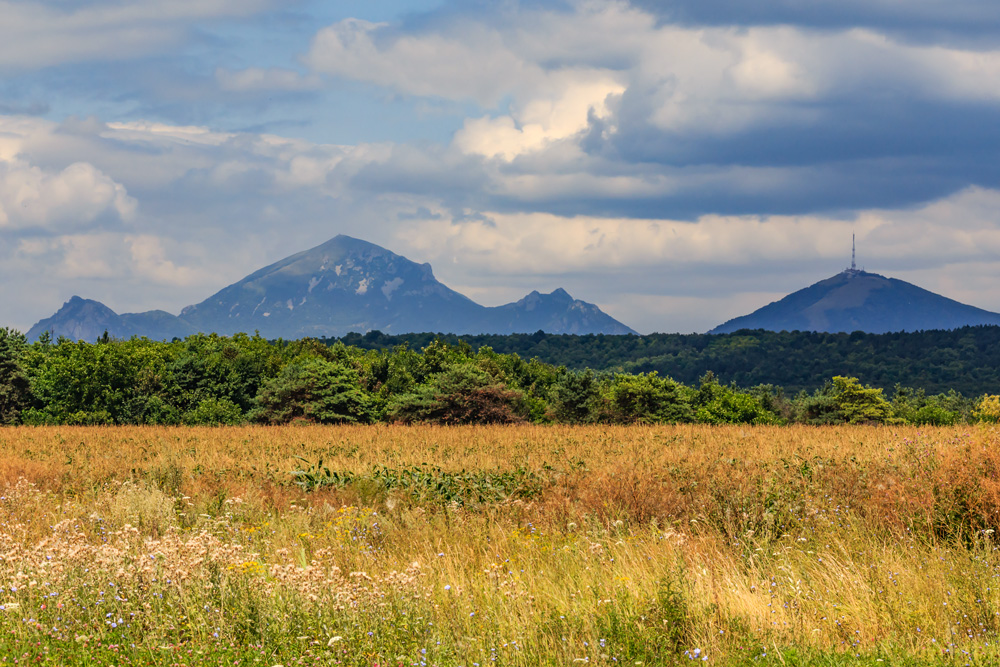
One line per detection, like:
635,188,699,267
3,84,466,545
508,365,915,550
847,233,863,275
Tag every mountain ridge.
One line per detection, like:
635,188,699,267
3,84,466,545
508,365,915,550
28,235,636,341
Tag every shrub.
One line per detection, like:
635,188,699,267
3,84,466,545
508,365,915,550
388,364,526,424
696,391,781,425
693,373,781,424
974,395,1000,424
182,397,244,425
603,372,694,424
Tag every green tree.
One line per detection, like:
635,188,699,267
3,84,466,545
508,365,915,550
830,376,892,424
165,333,283,414
21,337,174,425
0,328,33,424
548,369,600,423
251,357,374,424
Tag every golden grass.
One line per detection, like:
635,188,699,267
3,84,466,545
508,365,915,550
1,424,1000,665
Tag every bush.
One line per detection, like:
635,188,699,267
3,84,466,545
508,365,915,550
388,364,526,424
603,372,694,424
974,395,1000,424
912,403,958,426
694,374,781,425
183,398,245,426
795,376,892,425
696,391,781,425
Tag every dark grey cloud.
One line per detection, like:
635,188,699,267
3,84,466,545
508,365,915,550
557,97,1000,219
630,0,1000,45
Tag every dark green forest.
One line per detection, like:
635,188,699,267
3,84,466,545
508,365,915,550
335,326,1000,396
2,327,998,427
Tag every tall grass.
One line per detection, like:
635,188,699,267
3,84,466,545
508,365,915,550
0,424,999,665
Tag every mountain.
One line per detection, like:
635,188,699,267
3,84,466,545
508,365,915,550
26,297,196,341
27,297,123,342
710,269,1000,334
179,235,487,339
481,288,632,335
28,235,636,341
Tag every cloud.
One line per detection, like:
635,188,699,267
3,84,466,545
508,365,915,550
4,110,1000,335
404,187,1000,277
127,235,215,287
0,0,275,72
0,158,135,232
628,0,1000,43
305,18,539,106
299,2,1000,218
454,71,624,160
215,67,323,93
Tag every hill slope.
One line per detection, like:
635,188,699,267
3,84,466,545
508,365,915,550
711,270,1000,334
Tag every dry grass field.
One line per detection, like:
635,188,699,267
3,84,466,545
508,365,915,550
1,424,1000,665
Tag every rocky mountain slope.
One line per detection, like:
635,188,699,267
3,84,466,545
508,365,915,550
28,235,636,341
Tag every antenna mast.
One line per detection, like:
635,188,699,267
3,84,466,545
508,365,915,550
851,233,856,272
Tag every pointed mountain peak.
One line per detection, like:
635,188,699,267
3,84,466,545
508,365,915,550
55,296,117,317
29,236,637,340
27,297,121,341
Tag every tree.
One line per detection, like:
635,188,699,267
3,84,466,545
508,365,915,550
0,328,32,424
830,376,892,424
251,357,375,424
548,369,600,423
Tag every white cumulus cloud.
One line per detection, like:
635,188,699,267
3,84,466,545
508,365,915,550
0,159,136,232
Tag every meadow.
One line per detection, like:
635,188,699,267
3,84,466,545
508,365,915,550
1,424,1000,666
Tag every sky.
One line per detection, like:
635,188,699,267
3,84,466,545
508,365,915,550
2,0,1000,335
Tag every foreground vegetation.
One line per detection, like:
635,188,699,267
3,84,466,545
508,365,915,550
2,328,999,427
2,424,1000,665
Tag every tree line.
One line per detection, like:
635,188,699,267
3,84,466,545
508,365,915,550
1,328,998,427
334,326,1000,396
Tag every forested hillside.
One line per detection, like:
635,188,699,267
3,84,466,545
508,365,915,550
2,327,998,427
334,326,1000,396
